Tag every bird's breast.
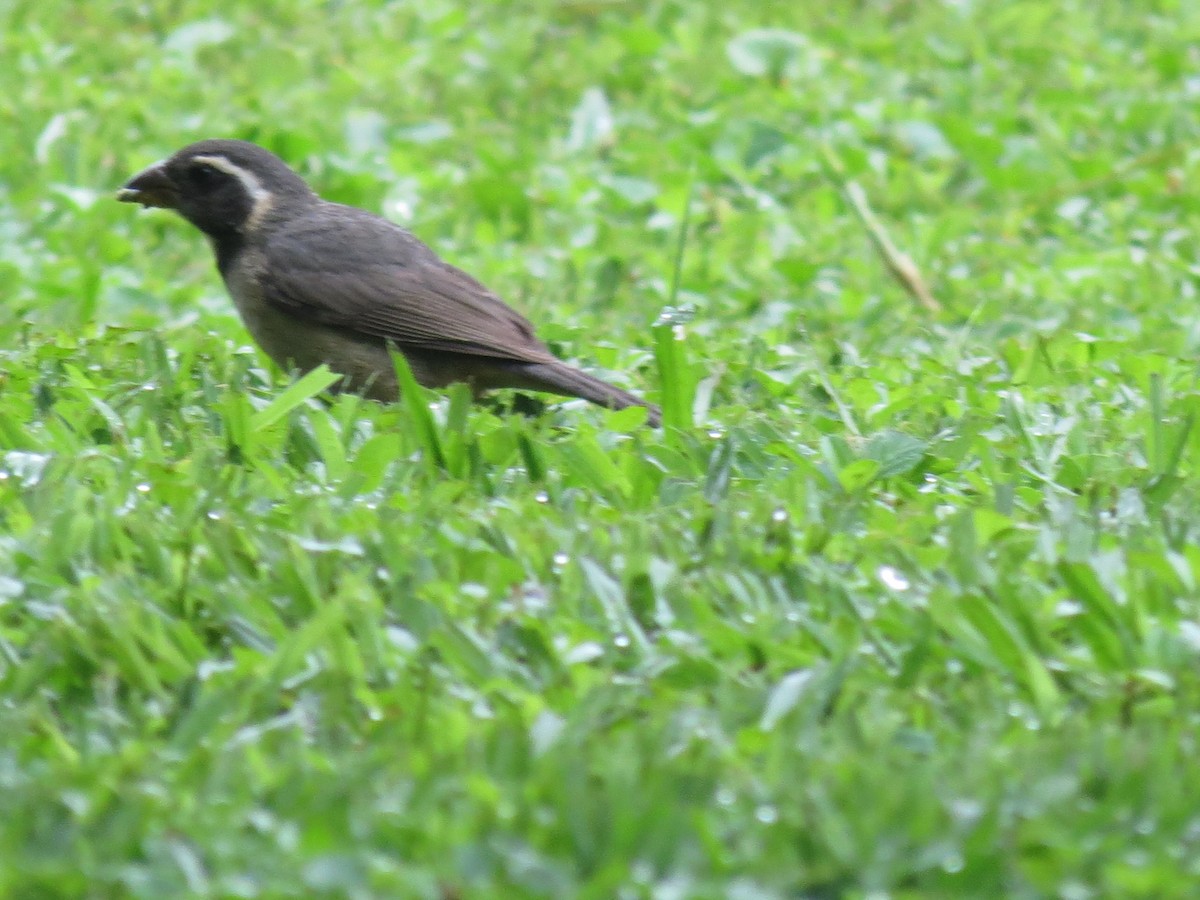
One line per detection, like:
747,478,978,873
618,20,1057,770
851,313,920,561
220,250,398,400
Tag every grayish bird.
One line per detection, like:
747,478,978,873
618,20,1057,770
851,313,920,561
118,139,660,426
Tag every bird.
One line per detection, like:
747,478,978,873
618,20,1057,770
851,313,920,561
117,139,661,426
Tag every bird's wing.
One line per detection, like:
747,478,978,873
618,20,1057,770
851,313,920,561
260,204,557,363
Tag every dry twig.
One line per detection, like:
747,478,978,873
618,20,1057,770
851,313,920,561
821,146,942,313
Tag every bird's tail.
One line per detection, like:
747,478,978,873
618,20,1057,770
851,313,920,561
518,361,662,427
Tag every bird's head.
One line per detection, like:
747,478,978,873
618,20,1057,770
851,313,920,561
117,139,317,238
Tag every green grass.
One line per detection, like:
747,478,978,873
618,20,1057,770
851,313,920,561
3,0,1200,895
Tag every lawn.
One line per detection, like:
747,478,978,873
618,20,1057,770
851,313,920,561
2,0,1200,896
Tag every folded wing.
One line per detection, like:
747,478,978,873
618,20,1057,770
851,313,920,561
261,204,557,364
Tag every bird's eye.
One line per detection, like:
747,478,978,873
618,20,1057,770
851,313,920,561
188,163,221,188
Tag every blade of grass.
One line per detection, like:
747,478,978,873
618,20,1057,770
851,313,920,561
652,171,697,432
389,347,447,473
250,365,343,432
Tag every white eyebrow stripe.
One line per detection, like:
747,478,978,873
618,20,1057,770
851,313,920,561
193,153,275,231
192,154,270,202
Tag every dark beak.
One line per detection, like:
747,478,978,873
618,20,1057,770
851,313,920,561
117,162,178,209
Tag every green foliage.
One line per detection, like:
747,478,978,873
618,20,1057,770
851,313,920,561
3,0,1200,896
